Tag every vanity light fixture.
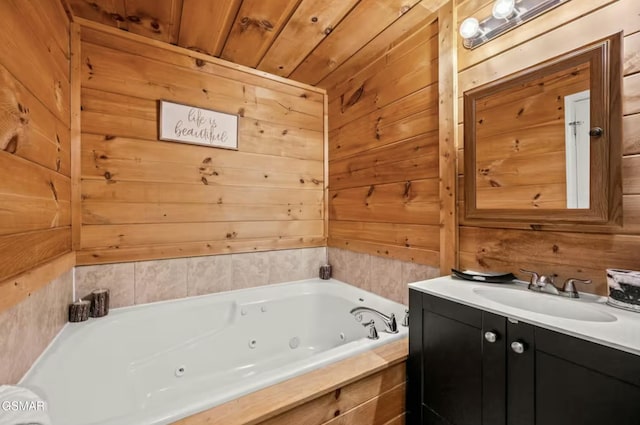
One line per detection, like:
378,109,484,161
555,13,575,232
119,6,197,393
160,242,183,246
492,0,515,19
460,0,570,49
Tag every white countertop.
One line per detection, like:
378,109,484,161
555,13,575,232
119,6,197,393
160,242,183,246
409,276,640,356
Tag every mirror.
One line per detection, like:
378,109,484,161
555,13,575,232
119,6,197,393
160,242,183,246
464,33,622,223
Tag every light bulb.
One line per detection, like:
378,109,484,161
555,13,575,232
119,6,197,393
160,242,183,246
492,0,515,19
459,17,480,39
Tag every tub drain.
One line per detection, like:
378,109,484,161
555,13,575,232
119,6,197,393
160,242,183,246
289,337,300,349
175,366,186,377
248,339,257,349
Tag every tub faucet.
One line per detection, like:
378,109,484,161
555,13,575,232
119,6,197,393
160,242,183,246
350,306,398,333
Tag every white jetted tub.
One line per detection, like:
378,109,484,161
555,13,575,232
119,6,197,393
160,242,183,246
20,278,408,425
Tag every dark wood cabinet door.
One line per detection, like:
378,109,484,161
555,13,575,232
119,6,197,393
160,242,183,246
506,320,535,425
535,351,640,425
535,327,640,425
482,312,507,425
421,295,483,425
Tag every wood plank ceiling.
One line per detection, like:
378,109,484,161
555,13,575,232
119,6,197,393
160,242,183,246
69,0,445,87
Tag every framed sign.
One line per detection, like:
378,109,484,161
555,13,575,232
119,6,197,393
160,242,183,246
159,100,238,150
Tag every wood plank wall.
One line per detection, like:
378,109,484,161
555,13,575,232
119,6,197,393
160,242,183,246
75,21,326,265
324,17,441,267
456,0,640,294
0,0,72,283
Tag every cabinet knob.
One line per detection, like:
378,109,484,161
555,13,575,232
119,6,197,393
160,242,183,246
511,341,526,354
589,127,603,137
484,331,498,343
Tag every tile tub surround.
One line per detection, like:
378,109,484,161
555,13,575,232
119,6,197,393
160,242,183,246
0,269,73,384
74,248,327,307
328,248,440,305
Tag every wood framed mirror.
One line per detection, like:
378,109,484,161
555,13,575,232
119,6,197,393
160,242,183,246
463,33,622,224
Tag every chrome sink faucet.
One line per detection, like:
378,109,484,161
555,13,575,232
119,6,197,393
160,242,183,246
350,306,398,333
520,269,591,298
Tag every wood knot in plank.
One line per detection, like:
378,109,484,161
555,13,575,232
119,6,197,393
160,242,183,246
342,85,364,111
324,26,333,35
201,177,208,185
48,180,58,201
105,135,116,140
195,58,206,67
489,179,501,187
552,244,559,253
104,171,112,180
4,135,18,154
238,107,245,117
403,181,412,198
127,15,141,23
226,232,237,239
110,13,125,22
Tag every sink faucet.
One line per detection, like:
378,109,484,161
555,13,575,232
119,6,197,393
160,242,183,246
350,306,398,333
520,269,592,298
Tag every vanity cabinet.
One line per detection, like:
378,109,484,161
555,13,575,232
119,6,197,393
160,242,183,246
407,289,640,425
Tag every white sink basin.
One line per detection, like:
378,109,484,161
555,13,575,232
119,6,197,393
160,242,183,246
473,287,617,323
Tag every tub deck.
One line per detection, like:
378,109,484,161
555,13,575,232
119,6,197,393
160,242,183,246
175,338,408,425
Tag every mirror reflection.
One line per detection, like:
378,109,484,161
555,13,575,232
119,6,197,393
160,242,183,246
473,62,591,210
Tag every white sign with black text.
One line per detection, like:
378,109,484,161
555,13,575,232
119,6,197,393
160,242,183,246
159,100,238,150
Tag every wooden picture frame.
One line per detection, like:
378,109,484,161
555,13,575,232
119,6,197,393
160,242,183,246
159,100,238,150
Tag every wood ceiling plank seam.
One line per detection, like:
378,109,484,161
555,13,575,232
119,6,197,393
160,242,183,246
256,0,362,78
168,0,184,45
252,0,307,70
288,0,423,85
317,6,438,90
178,0,243,56
220,0,304,68
216,0,246,57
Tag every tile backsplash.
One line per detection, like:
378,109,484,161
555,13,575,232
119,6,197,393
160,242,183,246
75,248,327,308
328,247,440,305
0,269,73,384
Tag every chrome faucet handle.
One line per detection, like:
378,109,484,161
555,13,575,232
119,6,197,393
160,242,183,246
388,313,398,333
402,309,409,327
520,269,541,288
561,278,592,298
363,320,379,340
